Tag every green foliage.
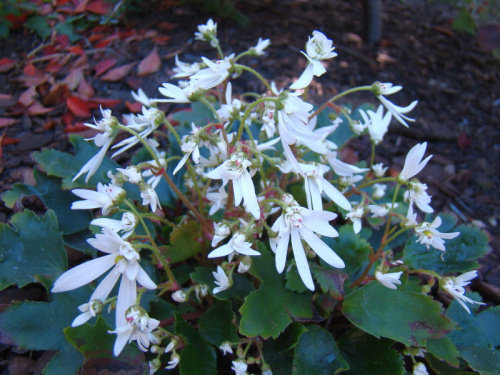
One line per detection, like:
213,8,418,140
198,300,240,346
404,220,489,274
0,210,67,291
337,329,405,375
161,221,202,264
343,281,454,346
239,243,312,339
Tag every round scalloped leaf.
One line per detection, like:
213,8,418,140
198,300,239,347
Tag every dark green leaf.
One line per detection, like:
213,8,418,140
273,322,307,352
172,102,215,127
311,263,347,299
292,325,349,375
426,336,460,367
262,339,294,375
239,243,312,339
343,282,454,346
285,267,308,293
64,229,97,256
337,329,404,375
25,15,51,38
175,313,216,375
162,221,201,264
190,266,253,301
404,223,489,274
460,346,500,375
0,210,67,291
198,300,239,347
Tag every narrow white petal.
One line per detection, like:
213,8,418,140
275,233,290,273
240,172,260,219
208,243,233,258
321,180,352,211
136,266,157,289
299,227,345,268
291,229,314,291
113,331,131,357
302,215,338,237
290,63,314,90
51,255,115,293
116,277,136,327
71,312,92,327
91,268,121,301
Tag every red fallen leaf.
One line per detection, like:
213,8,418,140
151,35,170,45
88,33,105,43
87,0,112,15
62,111,74,126
77,77,95,97
94,58,116,76
74,0,88,13
457,133,472,149
119,30,136,39
27,101,54,115
65,122,89,133
1,136,20,145
62,68,84,90
68,45,85,55
45,61,62,73
23,63,38,77
125,101,142,113
67,96,91,117
5,13,27,29
39,3,53,16
72,55,89,69
18,75,51,88
43,83,70,107
100,62,136,81
55,34,70,49
137,48,161,76
43,119,57,130
18,86,38,107
0,94,13,100
0,118,16,128
43,45,58,56
87,98,122,108
0,58,16,73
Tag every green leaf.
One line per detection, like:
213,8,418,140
263,339,294,375
322,225,372,283
446,296,500,350
311,263,347,300
292,325,349,375
285,267,308,293
33,134,119,189
452,8,476,34
0,288,92,374
239,243,312,339
2,169,92,234
343,282,454,346
64,229,97,256
25,15,51,38
273,322,307,352
460,346,500,375
426,353,471,375
172,102,215,127
198,300,239,347
65,316,145,369
404,223,489,274
0,210,67,291
426,336,460,367
175,313,216,375
337,329,404,375
161,221,201,264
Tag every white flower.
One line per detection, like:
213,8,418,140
290,31,337,89
231,360,248,375
172,55,202,78
174,123,202,175
190,56,232,90
368,203,397,218
372,163,388,177
415,216,460,252
195,19,218,46
270,194,344,291
117,166,142,184
375,271,403,290
110,305,160,356
298,163,352,211
209,232,260,259
325,151,369,177
219,342,233,355
131,88,153,107
73,107,118,182
346,205,365,234
405,181,433,213
91,212,138,238
212,266,232,294
207,186,229,216
250,38,271,56
72,183,125,215
238,256,252,273
405,205,419,227
372,183,387,199
375,82,418,127
157,81,203,103
72,299,104,327
52,228,157,339
338,174,364,190
141,185,161,213
165,352,180,369
441,270,485,313
148,359,161,375
212,222,231,247
172,290,189,303
359,105,392,145
399,143,432,182
413,362,429,375
206,152,260,219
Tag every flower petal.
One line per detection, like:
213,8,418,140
291,229,314,291
299,227,345,268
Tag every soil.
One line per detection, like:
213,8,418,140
0,0,499,373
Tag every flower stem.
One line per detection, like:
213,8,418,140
308,85,373,120
233,63,272,92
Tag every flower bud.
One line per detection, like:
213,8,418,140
148,358,161,375
172,290,189,303
238,256,252,273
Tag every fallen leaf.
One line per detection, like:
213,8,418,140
23,63,38,77
0,118,16,128
67,96,91,117
77,77,95,97
86,0,112,15
0,94,13,100
62,68,84,90
87,98,122,107
125,101,142,113
137,48,161,76
0,58,16,73
43,83,70,107
94,58,116,76
27,101,54,115
100,62,136,81
457,133,472,149
62,111,75,126
65,122,89,133
68,45,85,55
18,86,38,107
1,136,20,145
18,74,52,87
